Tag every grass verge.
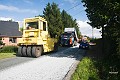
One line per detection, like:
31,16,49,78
71,39,120,80
71,57,100,80
0,53,15,60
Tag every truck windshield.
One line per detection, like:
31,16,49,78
61,33,72,38
26,22,38,29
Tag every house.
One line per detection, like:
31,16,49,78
0,21,22,46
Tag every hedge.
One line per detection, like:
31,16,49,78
0,46,18,53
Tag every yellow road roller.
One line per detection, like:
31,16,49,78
17,17,58,58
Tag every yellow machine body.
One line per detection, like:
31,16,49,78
17,17,58,57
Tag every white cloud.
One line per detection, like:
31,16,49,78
0,17,14,21
0,4,38,14
77,20,90,28
0,17,24,27
23,0,33,4
77,20,102,38
64,0,77,4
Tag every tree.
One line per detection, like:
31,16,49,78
82,0,120,54
81,0,120,79
43,2,63,38
74,19,81,38
20,27,23,33
61,10,81,38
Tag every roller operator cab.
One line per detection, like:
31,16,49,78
17,17,58,58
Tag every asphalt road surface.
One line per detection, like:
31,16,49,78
0,45,86,80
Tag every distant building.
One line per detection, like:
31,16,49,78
0,21,22,46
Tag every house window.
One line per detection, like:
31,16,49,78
9,38,17,43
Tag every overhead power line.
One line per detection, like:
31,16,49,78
57,1,84,19
66,3,82,12
72,9,84,17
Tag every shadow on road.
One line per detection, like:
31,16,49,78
48,46,87,61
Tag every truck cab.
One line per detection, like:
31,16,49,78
60,32,74,46
60,28,78,46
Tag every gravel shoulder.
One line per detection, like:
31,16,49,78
0,45,86,80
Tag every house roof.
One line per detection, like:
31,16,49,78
0,21,22,37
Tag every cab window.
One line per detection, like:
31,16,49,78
26,22,38,29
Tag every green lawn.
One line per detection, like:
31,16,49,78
0,53,16,60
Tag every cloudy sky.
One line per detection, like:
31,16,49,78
77,20,102,38
0,0,101,38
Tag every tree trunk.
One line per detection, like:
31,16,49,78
102,26,104,54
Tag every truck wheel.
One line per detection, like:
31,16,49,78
70,43,73,47
61,44,64,47
32,46,42,58
27,46,32,57
54,43,58,52
22,46,27,56
17,46,23,56
71,44,74,47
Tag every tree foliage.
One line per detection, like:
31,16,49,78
61,10,73,28
20,27,23,33
43,2,63,38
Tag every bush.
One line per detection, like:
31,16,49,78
71,57,100,80
97,55,120,80
0,46,18,53
0,40,3,45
